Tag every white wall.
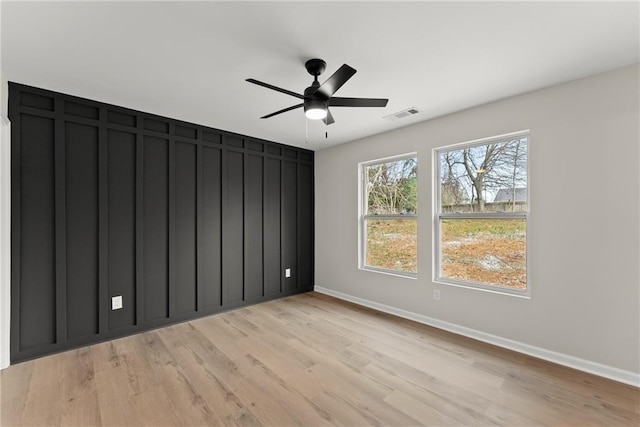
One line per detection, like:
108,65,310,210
1,0,10,369
0,70,10,370
315,65,640,385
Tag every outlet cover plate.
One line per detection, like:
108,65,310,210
112,295,123,310
285,268,291,278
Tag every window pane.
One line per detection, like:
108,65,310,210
440,218,526,289
366,158,417,215
366,219,417,273
440,138,527,213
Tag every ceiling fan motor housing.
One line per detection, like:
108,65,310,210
305,58,327,77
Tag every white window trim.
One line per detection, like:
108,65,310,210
433,131,530,297
358,153,418,278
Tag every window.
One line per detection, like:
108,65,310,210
435,132,528,295
360,154,417,276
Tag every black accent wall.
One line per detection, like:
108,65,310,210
9,82,314,362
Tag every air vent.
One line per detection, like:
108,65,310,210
384,107,420,121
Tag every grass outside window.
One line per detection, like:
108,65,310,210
365,219,417,274
440,218,526,289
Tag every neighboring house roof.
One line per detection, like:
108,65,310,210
493,188,527,203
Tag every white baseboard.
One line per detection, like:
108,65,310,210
314,286,640,388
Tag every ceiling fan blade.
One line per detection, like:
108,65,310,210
323,108,335,125
260,103,304,119
246,79,304,99
315,64,357,99
329,97,389,108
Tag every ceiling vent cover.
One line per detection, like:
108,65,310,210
384,107,420,121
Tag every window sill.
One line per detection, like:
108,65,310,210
434,278,531,299
360,266,418,280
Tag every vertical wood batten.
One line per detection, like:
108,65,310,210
196,133,204,312
220,147,226,306
54,97,67,345
296,164,301,291
9,86,21,358
243,145,248,302
262,153,267,298
135,118,144,326
293,162,298,291
168,124,176,319
98,107,108,334
279,158,284,294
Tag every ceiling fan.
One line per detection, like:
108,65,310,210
246,59,389,125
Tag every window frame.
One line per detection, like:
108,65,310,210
359,153,418,278
433,131,530,297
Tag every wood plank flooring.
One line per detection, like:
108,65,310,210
1,292,638,426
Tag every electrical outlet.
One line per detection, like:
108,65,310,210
433,289,441,301
112,295,123,310
285,268,291,278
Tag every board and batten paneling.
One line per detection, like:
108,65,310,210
8,82,314,362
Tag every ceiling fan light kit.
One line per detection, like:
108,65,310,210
247,58,389,126
304,99,327,120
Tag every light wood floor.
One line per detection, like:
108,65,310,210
1,292,638,426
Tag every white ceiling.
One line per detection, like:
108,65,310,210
2,1,638,151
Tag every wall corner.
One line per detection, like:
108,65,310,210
0,73,11,370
